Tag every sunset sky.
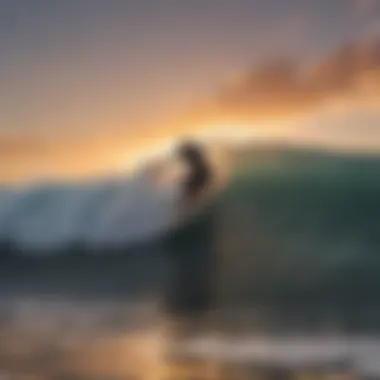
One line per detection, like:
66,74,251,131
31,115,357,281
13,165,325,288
1,0,380,182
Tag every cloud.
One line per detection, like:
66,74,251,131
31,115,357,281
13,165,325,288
355,0,377,14
0,135,48,156
217,37,380,120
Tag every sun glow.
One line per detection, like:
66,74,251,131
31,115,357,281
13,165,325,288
117,120,278,175
192,121,277,145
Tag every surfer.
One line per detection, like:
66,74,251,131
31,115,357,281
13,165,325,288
177,140,213,220
164,140,218,330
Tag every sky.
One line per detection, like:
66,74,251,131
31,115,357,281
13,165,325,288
1,0,380,182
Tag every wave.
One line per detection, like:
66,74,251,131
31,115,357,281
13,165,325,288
0,168,181,252
218,146,380,315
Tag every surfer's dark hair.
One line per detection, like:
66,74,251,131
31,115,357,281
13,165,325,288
177,140,212,200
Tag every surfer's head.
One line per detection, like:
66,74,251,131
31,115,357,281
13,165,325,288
177,140,205,166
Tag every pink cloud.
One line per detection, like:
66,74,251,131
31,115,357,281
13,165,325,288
356,0,377,14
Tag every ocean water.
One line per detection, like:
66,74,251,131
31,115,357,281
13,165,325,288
0,162,181,378
1,145,380,378
221,146,380,320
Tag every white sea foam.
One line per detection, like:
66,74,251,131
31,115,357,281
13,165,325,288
0,159,182,253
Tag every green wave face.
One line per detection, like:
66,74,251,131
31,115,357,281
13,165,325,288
209,147,380,314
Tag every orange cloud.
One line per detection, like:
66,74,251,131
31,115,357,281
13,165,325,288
218,37,380,121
